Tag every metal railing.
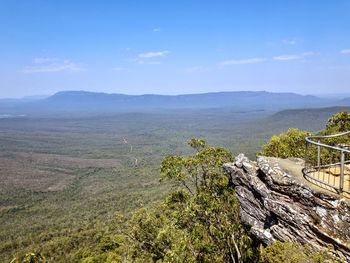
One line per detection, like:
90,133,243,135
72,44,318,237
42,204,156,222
303,131,350,194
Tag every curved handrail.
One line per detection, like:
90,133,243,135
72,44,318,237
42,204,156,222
305,130,350,153
307,130,350,139
303,130,350,194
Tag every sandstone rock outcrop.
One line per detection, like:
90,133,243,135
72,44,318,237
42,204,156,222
224,154,350,261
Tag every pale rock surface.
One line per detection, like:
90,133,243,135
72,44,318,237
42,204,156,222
224,154,350,261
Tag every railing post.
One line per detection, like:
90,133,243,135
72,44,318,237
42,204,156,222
305,141,308,171
317,139,321,170
340,150,345,193
304,132,350,194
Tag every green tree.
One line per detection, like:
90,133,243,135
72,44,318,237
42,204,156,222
160,137,233,194
122,138,258,262
325,111,350,134
260,128,311,158
261,111,350,160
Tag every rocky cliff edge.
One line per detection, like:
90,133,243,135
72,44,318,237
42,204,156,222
223,154,350,261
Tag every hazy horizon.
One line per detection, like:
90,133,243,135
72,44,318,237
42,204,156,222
2,89,350,100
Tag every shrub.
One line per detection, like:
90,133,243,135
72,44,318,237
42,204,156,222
260,241,338,263
260,128,311,158
261,111,350,159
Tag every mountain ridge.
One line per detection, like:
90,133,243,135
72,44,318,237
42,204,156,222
43,90,330,107
1,90,349,116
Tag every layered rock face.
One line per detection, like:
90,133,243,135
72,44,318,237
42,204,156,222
223,154,350,261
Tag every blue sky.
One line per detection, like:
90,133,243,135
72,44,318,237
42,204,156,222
0,0,350,98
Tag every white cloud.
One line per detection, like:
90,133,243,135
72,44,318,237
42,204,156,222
282,39,297,45
33,57,58,64
131,50,170,65
152,28,161,32
113,67,124,71
220,58,266,66
273,51,316,61
273,55,302,61
139,50,170,58
340,49,350,54
23,58,83,73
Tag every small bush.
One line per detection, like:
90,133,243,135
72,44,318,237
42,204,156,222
260,128,311,158
261,111,350,159
260,241,338,263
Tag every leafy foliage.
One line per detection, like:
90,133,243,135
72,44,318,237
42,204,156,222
10,253,47,263
117,138,258,262
260,128,311,158
259,241,339,263
261,111,350,160
325,111,350,134
160,137,233,194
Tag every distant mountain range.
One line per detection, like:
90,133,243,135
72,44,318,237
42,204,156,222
338,97,350,105
0,90,349,116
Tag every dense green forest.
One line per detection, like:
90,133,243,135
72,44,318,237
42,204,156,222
1,108,348,262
